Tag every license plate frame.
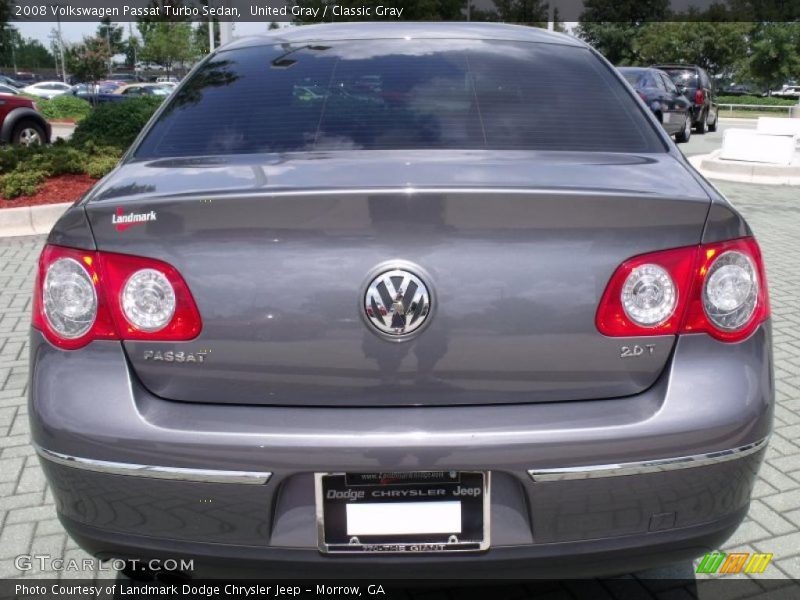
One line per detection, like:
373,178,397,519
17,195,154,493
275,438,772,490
315,471,490,554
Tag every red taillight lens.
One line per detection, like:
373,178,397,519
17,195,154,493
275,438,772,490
99,252,202,341
32,246,118,350
695,88,704,105
596,246,698,337
597,238,769,343
33,245,201,349
681,238,769,342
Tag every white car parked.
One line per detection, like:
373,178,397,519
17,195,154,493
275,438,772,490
770,84,800,98
22,81,73,99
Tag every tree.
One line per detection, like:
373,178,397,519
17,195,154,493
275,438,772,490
634,22,750,77
65,37,111,90
125,28,141,69
552,7,566,32
97,18,125,55
576,0,669,65
193,0,221,54
139,21,197,75
194,20,220,54
492,0,548,25
12,36,54,70
747,22,800,93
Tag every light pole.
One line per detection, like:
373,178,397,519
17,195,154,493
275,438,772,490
53,4,67,82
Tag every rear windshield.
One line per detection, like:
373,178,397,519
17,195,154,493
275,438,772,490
620,70,657,89
661,68,698,87
134,39,665,158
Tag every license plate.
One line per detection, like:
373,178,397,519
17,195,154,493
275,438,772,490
315,471,490,554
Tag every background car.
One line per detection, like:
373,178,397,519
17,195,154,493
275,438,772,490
0,74,21,88
21,81,73,100
114,83,171,98
652,64,718,133
721,82,758,96
771,84,800,99
0,84,20,95
618,66,693,143
0,94,50,145
109,72,141,84
70,83,126,104
14,71,38,85
156,76,179,84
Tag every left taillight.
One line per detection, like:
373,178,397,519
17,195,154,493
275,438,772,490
33,245,201,350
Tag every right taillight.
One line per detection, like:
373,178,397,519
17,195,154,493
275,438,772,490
33,244,202,350
695,88,705,105
597,237,769,343
680,237,769,342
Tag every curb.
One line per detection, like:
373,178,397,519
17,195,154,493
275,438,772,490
689,151,800,185
0,202,71,238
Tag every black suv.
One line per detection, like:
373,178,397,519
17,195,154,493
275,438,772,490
652,64,718,133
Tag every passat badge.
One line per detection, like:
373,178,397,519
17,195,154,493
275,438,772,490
364,268,431,339
143,350,207,363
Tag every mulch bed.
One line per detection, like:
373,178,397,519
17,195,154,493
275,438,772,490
0,174,97,208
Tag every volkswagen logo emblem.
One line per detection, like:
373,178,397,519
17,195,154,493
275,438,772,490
364,268,431,339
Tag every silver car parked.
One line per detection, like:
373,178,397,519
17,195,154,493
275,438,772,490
30,23,772,579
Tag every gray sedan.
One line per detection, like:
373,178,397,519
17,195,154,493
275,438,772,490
29,22,772,579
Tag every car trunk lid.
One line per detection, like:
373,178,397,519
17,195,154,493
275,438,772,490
85,150,710,406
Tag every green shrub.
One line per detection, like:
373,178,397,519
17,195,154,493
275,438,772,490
717,95,797,106
71,97,163,150
86,155,120,179
36,95,93,121
25,145,86,176
0,144,42,174
1,170,46,199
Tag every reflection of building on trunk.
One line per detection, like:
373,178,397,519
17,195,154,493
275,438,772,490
362,323,449,387
390,292,406,333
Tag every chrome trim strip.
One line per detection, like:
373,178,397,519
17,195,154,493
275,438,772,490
35,446,271,485
528,437,769,482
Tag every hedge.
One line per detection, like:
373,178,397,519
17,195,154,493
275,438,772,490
36,95,93,122
717,95,798,106
1,95,163,200
71,96,163,150
0,141,123,199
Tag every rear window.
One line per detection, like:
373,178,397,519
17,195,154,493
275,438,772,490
134,39,664,158
661,68,699,87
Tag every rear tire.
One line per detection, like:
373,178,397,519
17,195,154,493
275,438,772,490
694,109,708,134
708,110,717,132
11,120,46,146
675,114,692,143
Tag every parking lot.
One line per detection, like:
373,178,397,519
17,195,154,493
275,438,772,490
1,122,799,591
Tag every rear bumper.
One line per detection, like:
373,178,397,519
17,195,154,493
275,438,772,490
61,507,748,579
29,324,773,577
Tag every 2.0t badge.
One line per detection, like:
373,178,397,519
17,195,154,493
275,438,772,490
364,268,431,339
